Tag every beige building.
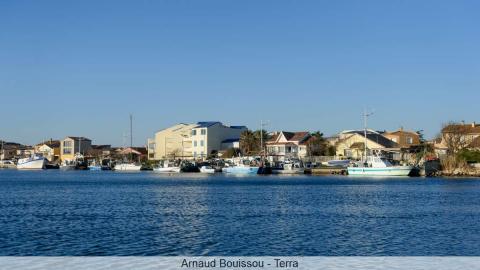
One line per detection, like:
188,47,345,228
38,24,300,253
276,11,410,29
60,136,92,161
148,123,197,160
335,130,399,159
435,122,480,155
382,128,420,148
148,122,247,160
35,140,61,162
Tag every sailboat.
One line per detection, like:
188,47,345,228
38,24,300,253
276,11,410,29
347,110,414,177
114,114,142,171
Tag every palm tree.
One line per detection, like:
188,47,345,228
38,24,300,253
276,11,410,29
240,130,257,155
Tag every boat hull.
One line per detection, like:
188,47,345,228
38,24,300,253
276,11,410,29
271,169,304,174
17,158,46,170
347,166,413,176
153,167,181,173
114,164,142,171
222,166,259,174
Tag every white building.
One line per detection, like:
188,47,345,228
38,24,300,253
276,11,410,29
148,122,247,160
266,131,312,161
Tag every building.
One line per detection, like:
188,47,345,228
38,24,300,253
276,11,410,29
335,130,399,159
35,140,61,162
435,122,480,155
87,145,112,159
148,122,247,160
382,128,421,148
60,136,92,161
0,140,23,160
266,131,311,161
190,122,247,159
148,123,197,160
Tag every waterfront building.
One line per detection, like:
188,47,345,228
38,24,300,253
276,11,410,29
190,122,246,159
266,131,311,161
87,145,112,159
382,128,420,148
0,140,23,160
60,136,92,161
435,122,480,155
335,130,399,159
148,122,247,160
34,140,61,162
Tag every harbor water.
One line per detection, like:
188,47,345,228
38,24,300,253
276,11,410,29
1,170,480,256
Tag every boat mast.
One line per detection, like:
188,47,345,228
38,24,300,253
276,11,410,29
130,114,133,163
363,109,373,162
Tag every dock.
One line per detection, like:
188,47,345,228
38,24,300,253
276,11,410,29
305,167,348,175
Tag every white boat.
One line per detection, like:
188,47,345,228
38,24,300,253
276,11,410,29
346,109,413,177
0,160,16,169
322,160,351,167
153,161,181,173
60,159,76,170
114,163,142,171
200,166,215,174
17,155,46,169
272,162,304,174
223,164,259,174
347,156,413,176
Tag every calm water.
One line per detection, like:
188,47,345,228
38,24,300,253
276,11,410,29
1,170,480,256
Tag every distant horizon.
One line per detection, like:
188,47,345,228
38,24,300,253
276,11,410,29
2,1,479,145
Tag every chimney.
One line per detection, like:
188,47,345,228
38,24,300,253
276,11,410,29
473,122,476,128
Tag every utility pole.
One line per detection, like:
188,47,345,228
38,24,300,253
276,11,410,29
363,109,374,163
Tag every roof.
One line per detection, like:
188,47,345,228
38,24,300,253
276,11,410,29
383,129,418,136
65,136,92,141
230,126,247,129
442,123,480,134
350,142,365,149
267,131,310,144
196,121,221,128
351,131,399,148
37,140,60,148
91,145,111,150
222,138,240,143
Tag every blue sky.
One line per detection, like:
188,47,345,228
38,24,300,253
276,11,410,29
1,0,479,146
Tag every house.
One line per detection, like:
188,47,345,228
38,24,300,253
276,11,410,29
435,122,480,155
335,130,399,159
190,122,247,159
60,136,92,161
382,128,420,148
266,131,311,161
35,140,61,162
113,147,147,162
147,122,247,160
0,140,23,160
87,145,112,159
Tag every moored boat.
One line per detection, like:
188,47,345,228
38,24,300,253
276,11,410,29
223,164,259,174
17,155,46,169
114,163,142,171
200,165,215,173
0,160,16,169
347,156,414,176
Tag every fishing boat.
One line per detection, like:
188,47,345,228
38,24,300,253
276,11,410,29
223,163,259,174
347,156,413,176
153,161,180,173
60,159,77,170
114,163,142,171
199,165,215,173
347,110,413,177
321,160,351,167
17,155,46,169
272,161,304,174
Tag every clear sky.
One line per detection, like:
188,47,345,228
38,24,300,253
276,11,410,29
1,0,479,146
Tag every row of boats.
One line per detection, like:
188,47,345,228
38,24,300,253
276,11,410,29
1,153,415,176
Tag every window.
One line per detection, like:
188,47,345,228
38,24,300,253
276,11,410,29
406,137,413,144
192,130,197,136
201,151,204,156
193,152,197,157
194,141,197,147
63,140,73,154
200,140,204,147
201,129,206,135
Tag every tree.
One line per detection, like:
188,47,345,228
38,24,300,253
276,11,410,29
441,122,472,155
222,148,242,158
240,129,270,156
306,131,329,156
